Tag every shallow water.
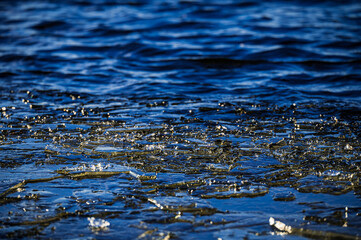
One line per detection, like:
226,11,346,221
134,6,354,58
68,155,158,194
0,0,361,239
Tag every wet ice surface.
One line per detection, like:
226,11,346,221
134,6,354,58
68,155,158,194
1,0,361,239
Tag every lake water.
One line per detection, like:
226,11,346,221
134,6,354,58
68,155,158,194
0,0,361,239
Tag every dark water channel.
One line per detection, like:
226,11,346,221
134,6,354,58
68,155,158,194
1,0,361,239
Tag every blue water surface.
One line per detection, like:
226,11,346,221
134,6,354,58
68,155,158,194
0,0,361,239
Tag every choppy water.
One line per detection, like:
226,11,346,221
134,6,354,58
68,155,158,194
1,0,361,239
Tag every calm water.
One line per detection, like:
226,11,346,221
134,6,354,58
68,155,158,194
0,0,361,239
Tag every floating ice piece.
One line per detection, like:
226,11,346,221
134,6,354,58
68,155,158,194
272,192,296,201
65,163,110,172
88,217,110,230
269,217,357,238
269,217,292,233
322,169,341,177
145,144,165,151
344,144,353,150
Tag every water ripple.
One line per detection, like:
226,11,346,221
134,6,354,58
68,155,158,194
0,0,361,239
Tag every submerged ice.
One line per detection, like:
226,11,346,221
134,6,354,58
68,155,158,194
0,0,361,239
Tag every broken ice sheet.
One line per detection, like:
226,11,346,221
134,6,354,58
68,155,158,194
88,217,110,231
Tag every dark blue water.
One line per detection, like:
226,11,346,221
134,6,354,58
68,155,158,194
0,0,361,239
